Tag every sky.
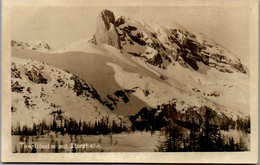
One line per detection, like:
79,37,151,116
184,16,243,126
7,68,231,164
11,6,249,65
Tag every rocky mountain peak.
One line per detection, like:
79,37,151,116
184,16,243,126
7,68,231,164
91,9,247,74
93,9,121,49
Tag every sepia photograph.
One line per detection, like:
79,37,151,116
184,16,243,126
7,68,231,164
2,0,258,163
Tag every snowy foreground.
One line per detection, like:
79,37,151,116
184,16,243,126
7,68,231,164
12,131,165,153
12,129,249,153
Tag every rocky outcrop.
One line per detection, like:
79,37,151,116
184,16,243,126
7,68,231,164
11,62,21,79
25,68,47,84
120,25,146,46
210,53,246,73
93,10,121,49
11,80,24,93
70,75,104,104
11,40,53,52
114,90,131,103
37,42,52,50
70,75,90,96
115,16,125,27
147,54,163,68
168,29,246,73
232,63,246,73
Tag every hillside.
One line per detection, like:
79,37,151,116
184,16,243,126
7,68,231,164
11,57,131,128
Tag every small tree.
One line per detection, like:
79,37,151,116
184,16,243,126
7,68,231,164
33,123,37,135
55,140,59,153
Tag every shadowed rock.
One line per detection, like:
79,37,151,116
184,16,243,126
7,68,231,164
11,80,24,93
25,68,47,84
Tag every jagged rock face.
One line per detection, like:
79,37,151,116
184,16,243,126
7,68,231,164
93,10,121,49
92,9,246,74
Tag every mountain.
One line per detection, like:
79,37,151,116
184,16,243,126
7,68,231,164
11,9,250,131
11,57,131,128
90,10,249,119
92,10,247,74
11,40,53,53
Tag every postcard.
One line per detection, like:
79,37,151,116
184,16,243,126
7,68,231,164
1,0,258,163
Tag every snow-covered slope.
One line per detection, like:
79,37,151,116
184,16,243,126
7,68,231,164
11,57,131,128
52,38,104,55
90,10,249,119
21,39,249,121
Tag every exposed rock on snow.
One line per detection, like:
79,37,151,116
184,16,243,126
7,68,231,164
11,62,21,79
25,68,48,84
11,80,24,93
11,40,53,53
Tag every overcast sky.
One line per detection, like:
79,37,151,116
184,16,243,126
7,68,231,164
11,6,249,65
